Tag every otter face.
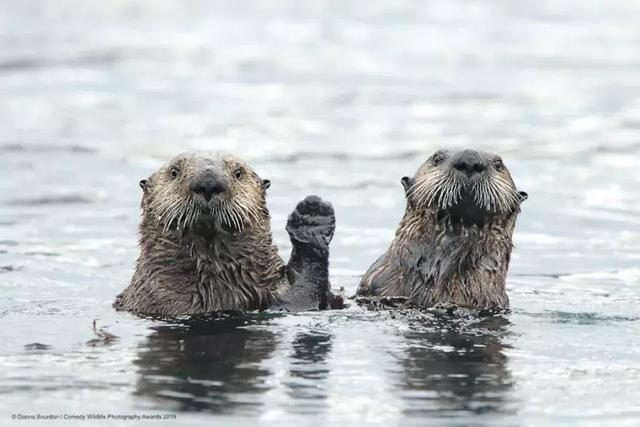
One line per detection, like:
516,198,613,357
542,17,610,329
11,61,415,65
140,152,270,232
403,149,527,227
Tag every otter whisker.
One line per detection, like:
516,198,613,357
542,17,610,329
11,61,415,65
491,183,506,212
218,205,232,229
227,201,242,231
159,198,186,232
437,175,452,208
235,199,261,227
472,181,483,209
495,176,521,201
442,173,462,209
492,176,520,212
245,205,263,227
176,203,190,230
228,206,240,231
414,170,447,209
484,180,503,212
174,203,190,227
479,179,493,211
239,205,252,230
448,175,463,207
153,198,177,222
233,208,245,231
483,180,492,210
475,178,497,212
222,201,242,231
185,200,199,228
426,175,451,210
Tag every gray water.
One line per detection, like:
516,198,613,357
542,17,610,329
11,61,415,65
1,1,640,426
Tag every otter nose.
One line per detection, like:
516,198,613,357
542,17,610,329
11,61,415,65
453,150,486,177
191,177,226,201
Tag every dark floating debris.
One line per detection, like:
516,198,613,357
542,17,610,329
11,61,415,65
354,296,510,320
86,320,119,347
354,296,409,310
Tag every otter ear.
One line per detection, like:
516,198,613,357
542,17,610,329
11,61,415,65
519,191,528,202
261,179,271,191
401,176,414,195
139,179,147,190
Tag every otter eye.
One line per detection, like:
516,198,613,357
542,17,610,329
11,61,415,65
494,159,505,171
234,168,243,179
431,153,445,166
170,167,180,178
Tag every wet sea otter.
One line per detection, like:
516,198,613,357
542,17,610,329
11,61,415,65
114,151,342,316
357,149,527,309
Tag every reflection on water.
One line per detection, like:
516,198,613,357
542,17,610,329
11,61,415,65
133,314,513,420
132,315,336,417
285,330,332,414
134,316,277,415
397,315,513,418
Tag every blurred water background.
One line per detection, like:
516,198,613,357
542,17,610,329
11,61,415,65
1,0,640,426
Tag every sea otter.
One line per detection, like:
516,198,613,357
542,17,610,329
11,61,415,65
357,149,527,309
114,151,342,316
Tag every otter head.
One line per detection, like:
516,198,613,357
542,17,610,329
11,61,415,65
403,149,527,228
139,152,271,232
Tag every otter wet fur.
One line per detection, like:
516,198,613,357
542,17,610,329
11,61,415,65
357,149,527,309
114,151,342,316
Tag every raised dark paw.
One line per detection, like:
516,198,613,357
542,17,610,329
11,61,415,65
286,195,336,253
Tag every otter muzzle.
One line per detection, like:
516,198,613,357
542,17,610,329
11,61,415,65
191,176,227,202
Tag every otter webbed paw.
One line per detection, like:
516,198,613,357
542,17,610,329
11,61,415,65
286,195,335,256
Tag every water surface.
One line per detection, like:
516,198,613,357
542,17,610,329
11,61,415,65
1,1,640,425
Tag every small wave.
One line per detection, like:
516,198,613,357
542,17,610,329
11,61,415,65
523,310,640,324
8,195,93,206
0,143,96,154
24,343,52,351
24,251,59,257
263,150,432,163
0,52,120,73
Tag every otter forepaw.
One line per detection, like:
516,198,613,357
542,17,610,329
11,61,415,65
286,195,335,253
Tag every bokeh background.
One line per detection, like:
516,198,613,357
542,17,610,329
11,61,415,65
1,1,640,426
